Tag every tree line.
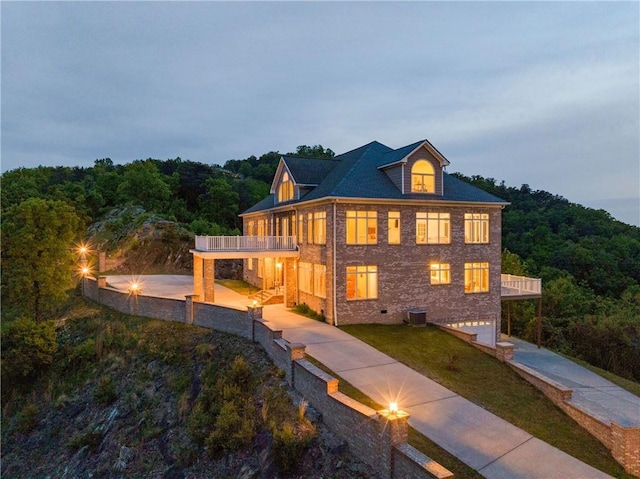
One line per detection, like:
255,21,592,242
1,147,638,388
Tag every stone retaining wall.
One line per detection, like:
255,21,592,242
83,276,451,479
436,321,639,476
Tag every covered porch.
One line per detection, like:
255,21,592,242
190,235,299,306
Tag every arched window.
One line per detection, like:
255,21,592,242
411,160,435,193
278,172,294,202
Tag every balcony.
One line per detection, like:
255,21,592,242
191,235,298,259
501,274,542,299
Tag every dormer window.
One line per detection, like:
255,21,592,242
278,172,294,203
411,160,435,193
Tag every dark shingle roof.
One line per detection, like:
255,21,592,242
283,156,341,185
241,139,507,215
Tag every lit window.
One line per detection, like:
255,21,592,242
257,219,265,237
247,258,254,271
307,213,313,244
465,213,489,244
314,264,326,298
299,262,313,294
388,211,401,244
464,262,489,293
298,214,304,243
258,259,264,278
430,263,451,285
416,212,450,244
411,160,435,193
278,172,294,203
247,221,255,236
346,211,377,245
314,211,326,244
346,265,378,300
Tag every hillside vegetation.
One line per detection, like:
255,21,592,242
1,145,638,403
1,299,373,478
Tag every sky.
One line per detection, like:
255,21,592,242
2,1,639,226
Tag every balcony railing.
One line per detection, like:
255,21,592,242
501,274,542,297
194,235,297,252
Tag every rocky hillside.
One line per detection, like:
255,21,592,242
1,301,374,478
87,206,242,278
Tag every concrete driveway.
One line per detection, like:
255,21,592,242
508,336,640,429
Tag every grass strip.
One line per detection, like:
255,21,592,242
340,324,634,479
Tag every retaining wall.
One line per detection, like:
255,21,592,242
83,276,451,479
437,321,639,476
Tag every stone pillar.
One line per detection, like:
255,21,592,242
377,408,410,479
611,423,640,476
284,258,297,308
248,305,263,321
97,277,107,288
193,255,203,300
204,258,215,303
98,252,107,273
496,342,514,362
185,294,199,325
286,342,306,386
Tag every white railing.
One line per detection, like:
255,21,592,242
194,235,297,252
501,274,542,296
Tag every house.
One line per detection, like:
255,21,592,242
191,139,541,343
242,138,511,324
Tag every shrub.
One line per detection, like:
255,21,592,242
67,428,104,452
94,375,117,404
205,400,254,455
1,318,57,385
273,422,314,475
15,402,39,433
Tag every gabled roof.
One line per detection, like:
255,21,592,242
283,156,341,186
377,139,451,169
242,139,507,215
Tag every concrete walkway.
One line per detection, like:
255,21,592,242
508,336,640,429
104,275,613,478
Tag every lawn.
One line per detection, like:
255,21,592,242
339,323,634,479
215,279,260,296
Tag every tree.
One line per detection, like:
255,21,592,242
289,144,335,158
198,177,240,228
117,160,171,212
1,198,85,322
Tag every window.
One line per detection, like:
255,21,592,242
430,263,451,285
247,221,255,236
314,264,326,298
291,213,297,237
278,172,294,203
257,219,265,237
346,265,378,300
416,212,450,244
465,262,489,293
465,213,489,244
258,259,264,278
307,213,313,244
298,214,304,243
299,262,313,294
247,258,254,271
313,211,326,244
346,211,377,245
388,211,401,244
411,160,435,193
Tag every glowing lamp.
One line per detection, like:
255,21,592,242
389,402,398,414
81,266,90,276
252,299,258,308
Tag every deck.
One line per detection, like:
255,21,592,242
501,274,542,299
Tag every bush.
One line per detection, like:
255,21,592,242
1,318,57,386
94,375,117,404
273,422,314,474
15,402,39,433
205,400,254,455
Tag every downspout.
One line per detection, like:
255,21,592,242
401,163,405,194
333,200,338,326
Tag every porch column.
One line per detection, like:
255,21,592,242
193,255,203,299
204,258,215,303
284,257,296,308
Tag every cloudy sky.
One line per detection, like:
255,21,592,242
2,1,639,225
